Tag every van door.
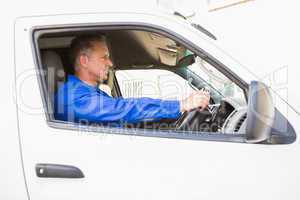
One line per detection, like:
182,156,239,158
15,12,300,200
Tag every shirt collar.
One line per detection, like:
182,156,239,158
68,75,99,90
67,75,110,96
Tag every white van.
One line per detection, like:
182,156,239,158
2,6,300,200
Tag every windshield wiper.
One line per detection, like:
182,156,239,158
173,11,217,40
190,23,217,40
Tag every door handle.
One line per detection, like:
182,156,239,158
36,163,84,178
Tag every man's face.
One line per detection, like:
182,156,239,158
83,41,113,83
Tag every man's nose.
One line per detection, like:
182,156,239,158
107,58,113,68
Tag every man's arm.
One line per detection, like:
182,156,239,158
59,89,210,124
72,94,181,123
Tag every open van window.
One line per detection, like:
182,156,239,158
32,24,295,144
36,28,245,132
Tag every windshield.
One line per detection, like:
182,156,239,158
187,56,247,106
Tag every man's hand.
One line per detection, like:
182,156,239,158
180,89,210,112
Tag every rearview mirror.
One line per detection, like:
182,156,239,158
177,54,195,68
246,81,275,143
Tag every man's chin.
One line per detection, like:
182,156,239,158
97,75,108,83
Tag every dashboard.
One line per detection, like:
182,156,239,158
207,98,248,134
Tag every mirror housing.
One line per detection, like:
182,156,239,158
245,81,275,143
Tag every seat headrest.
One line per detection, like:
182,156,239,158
42,50,66,93
42,50,65,78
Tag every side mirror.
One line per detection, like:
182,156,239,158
177,54,195,68
246,81,275,143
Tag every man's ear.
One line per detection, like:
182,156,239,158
79,54,89,68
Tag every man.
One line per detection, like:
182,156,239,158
54,34,210,125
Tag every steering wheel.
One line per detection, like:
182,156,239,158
174,108,213,132
174,88,218,132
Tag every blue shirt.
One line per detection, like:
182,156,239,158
54,75,181,124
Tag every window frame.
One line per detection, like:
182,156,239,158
31,22,250,143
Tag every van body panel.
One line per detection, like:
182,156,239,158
14,12,300,200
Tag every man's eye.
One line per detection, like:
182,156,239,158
100,55,109,60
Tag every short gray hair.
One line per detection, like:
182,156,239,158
69,34,107,66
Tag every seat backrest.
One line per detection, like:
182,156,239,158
41,50,66,105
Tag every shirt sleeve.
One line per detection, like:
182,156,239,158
71,93,181,123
